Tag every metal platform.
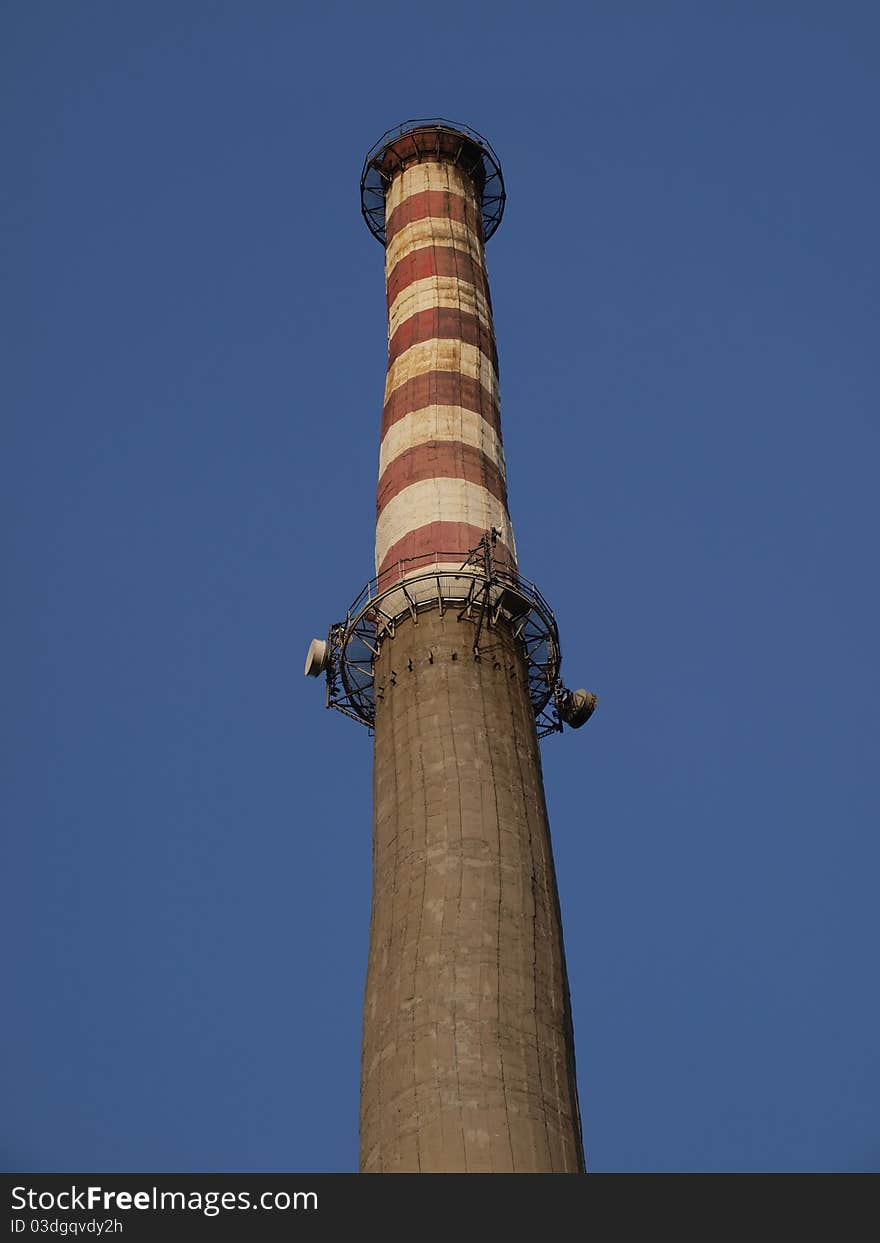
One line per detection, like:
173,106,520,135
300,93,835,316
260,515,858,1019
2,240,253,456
360,117,506,245
320,535,566,737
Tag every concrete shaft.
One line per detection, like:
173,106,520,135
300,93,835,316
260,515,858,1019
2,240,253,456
360,607,583,1172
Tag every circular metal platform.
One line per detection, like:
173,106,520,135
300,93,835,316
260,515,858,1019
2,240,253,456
321,547,562,736
360,118,506,245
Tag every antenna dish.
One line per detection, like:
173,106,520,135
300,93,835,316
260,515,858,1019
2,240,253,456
558,689,598,729
304,638,328,678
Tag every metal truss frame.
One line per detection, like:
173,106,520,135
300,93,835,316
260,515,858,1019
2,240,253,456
322,534,564,737
360,117,506,245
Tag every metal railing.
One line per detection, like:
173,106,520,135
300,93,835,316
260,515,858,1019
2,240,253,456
322,538,563,736
360,118,506,245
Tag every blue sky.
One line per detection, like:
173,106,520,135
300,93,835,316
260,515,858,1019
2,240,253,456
3,2,878,1172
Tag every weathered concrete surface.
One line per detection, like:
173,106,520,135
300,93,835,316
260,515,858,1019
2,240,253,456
361,607,584,1172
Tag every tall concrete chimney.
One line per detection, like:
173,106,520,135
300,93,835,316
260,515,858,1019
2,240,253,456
306,119,596,1173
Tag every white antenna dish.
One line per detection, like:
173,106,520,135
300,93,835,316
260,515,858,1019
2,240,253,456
304,638,328,678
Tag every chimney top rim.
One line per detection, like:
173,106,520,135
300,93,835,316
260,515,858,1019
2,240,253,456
360,118,505,246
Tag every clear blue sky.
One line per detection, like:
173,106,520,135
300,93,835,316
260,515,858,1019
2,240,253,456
3,1,878,1173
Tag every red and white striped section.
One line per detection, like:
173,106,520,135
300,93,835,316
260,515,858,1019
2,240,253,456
375,158,516,589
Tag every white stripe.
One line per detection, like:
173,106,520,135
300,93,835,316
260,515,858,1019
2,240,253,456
385,160,475,215
385,339,499,405
379,406,506,479
388,276,492,341
375,477,516,572
385,216,483,273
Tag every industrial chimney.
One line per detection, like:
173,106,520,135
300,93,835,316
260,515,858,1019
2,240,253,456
306,119,596,1173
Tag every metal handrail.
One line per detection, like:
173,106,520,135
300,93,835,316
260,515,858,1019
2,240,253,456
360,118,506,245
324,544,564,735
343,549,554,627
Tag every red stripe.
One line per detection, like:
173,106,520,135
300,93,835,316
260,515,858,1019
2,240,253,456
385,189,482,247
377,522,516,587
382,371,501,439
386,245,490,308
376,441,507,517
388,307,498,372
